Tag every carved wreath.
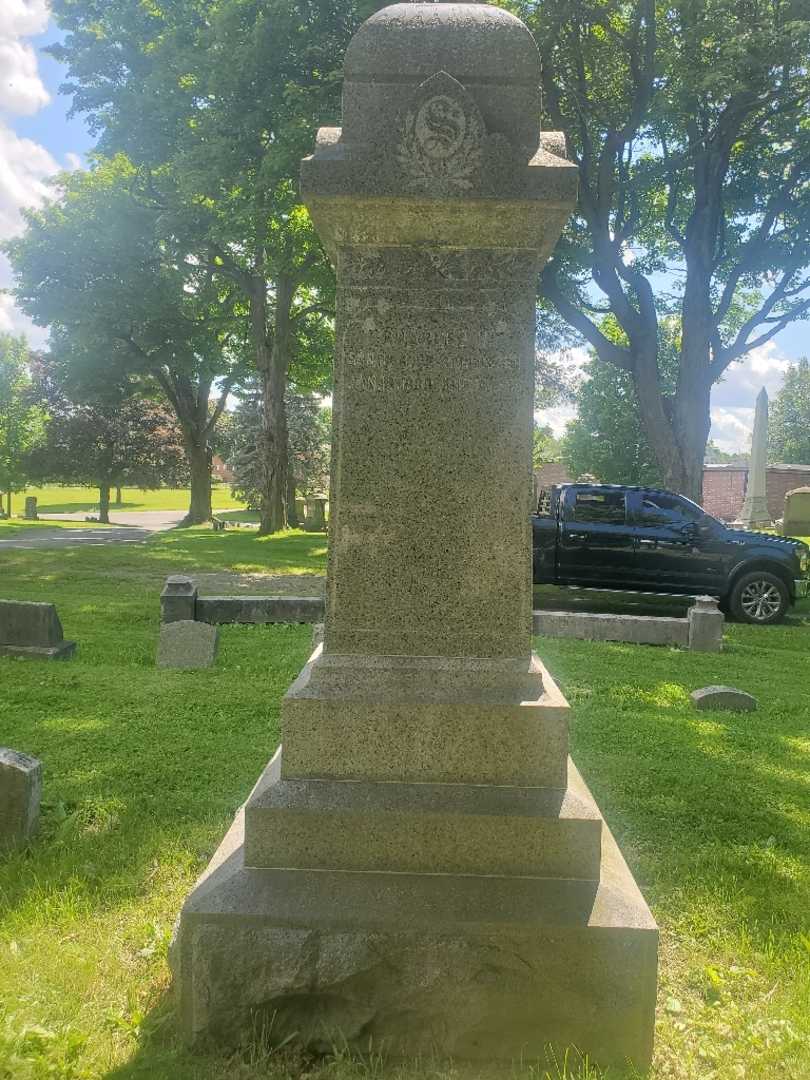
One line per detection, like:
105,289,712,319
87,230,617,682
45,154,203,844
397,93,483,195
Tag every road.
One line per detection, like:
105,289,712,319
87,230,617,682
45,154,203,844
0,510,186,550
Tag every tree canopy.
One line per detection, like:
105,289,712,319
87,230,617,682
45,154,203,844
0,335,48,517
521,0,810,499
45,0,377,530
5,155,244,524
769,358,810,466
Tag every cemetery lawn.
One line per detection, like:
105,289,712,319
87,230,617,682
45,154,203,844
9,484,245,516
0,529,808,1080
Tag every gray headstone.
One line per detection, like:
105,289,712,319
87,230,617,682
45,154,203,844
160,576,198,624
0,748,42,851
687,596,724,652
783,486,810,537
157,620,218,669
0,599,76,659
24,496,38,520
691,686,758,712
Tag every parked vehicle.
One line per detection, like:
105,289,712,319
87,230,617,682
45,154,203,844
532,484,810,625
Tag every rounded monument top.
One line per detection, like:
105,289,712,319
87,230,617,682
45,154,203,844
344,3,539,87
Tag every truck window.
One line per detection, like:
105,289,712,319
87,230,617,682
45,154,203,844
569,490,626,525
636,493,703,527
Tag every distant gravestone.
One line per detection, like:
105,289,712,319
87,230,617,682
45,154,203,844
0,600,76,660
157,620,218,669
0,748,42,851
24,497,38,521
691,686,758,712
302,498,327,532
782,487,810,537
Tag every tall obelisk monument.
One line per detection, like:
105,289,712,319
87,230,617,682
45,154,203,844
173,3,658,1069
736,387,772,527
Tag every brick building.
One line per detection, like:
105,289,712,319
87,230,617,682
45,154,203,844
702,463,810,521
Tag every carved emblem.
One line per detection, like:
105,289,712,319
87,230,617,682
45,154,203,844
396,72,484,196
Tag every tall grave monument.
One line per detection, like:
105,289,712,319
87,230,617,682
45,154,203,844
735,387,772,528
172,2,658,1068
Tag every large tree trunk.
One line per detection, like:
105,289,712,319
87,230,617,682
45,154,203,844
251,272,295,536
183,441,213,525
115,485,123,505
98,483,111,524
5,491,10,518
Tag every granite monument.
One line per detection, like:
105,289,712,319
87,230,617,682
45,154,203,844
735,387,772,528
172,2,657,1069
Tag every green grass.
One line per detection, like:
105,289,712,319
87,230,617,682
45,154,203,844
10,485,245,516
1,531,809,1079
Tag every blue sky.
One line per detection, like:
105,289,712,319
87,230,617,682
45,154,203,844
1,5,807,452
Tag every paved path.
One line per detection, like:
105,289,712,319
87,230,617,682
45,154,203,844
0,510,186,550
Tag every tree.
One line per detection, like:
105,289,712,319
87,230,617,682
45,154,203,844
523,0,810,500
5,156,243,524
26,355,187,523
561,357,665,486
769,358,810,465
532,425,563,469
0,335,48,517
229,384,331,519
704,441,747,465
48,0,365,531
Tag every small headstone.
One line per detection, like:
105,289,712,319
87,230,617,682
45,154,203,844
157,620,218,669
0,748,42,851
0,599,76,660
782,486,810,537
691,686,758,712
24,497,38,521
301,498,326,532
687,596,724,653
160,576,198,624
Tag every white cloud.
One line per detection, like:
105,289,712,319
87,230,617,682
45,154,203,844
0,2,50,118
709,341,795,450
0,37,49,114
64,150,83,171
535,404,577,437
0,1,49,40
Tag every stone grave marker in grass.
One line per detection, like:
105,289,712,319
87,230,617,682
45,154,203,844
0,748,42,851
171,1,657,1071
0,599,76,660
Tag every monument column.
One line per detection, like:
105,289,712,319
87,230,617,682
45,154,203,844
173,3,658,1069
734,386,772,528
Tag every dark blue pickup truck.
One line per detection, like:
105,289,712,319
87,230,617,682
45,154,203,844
533,483,809,625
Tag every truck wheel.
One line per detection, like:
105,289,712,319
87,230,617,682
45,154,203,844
729,571,789,625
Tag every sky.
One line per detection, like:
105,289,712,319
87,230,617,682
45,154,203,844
1,3,807,453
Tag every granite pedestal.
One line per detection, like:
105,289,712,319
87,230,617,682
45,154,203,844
173,1,657,1070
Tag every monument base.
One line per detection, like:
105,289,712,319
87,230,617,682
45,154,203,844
171,764,657,1071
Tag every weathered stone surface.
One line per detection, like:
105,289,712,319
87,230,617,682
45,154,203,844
0,599,76,659
301,498,326,532
172,797,657,1068
157,620,218,669
173,1,656,1070
24,497,38,521
160,576,198,624
0,748,42,851
691,686,758,712
687,596,724,652
0,599,64,646
783,486,810,537
533,608,689,647
195,595,323,625
311,622,324,648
